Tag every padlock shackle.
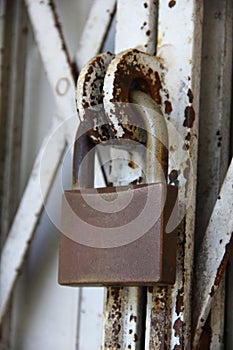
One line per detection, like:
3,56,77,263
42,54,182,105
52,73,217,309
73,123,95,189
129,90,168,183
73,93,168,188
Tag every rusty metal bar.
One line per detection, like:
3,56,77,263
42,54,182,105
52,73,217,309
102,1,158,349
103,287,146,349
147,1,203,348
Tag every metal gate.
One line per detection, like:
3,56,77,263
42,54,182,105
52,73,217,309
0,0,232,349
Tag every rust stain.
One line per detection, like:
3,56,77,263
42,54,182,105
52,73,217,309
128,160,136,169
214,236,233,287
187,88,194,103
168,0,176,8
104,287,123,349
164,100,173,114
173,318,184,346
183,106,195,128
129,314,137,322
110,50,162,109
185,132,191,141
175,287,184,314
150,287,168,348
183,143,190,151
169,169,179,186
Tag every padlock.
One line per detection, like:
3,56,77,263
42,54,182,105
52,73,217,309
59,92,178,286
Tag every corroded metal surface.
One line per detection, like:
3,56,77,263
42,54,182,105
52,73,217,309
145,287,171,349
103,49,170,136
143,0,204,348
103,287,146,349
59,182,177,285
102,3,161,348
76,52,115,122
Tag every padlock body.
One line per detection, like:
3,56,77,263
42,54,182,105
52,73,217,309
59,183,177,286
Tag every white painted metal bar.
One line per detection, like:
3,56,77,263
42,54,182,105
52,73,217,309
102,1,158,349
75,0,116,71
115,0,156,54
0,0,77,323
25,0,76,118
210,279,225,349
208,0,233,343
76,288,104,350
226,253,233,347
0,118,66,322
103,287,146,349
147,1,203,348
194,0,233,346
0,0,118,337
193,158,233,348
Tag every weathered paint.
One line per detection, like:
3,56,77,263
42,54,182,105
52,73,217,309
103,49,167,136
148,0,203,348
115,0,157,54
76,51,115,133
25,0,76,118
0,0,117,324
194,0,233,347
103,5,160,346
192,158,233,348
103,287,146,349
145,287,171,349
75,0,116,71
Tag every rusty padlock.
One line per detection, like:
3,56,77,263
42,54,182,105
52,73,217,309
59,91,178,286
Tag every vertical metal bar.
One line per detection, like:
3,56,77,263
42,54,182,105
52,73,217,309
0,0,28,347
103,287,146,349
102,1,158,349
0,0,28,246
194,0,233,347
193,158,233,348
226,250,233,347
76,287,105,350
146,1,203,348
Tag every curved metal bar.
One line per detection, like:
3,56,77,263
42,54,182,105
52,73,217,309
103,49,167,137
76,51,115,121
